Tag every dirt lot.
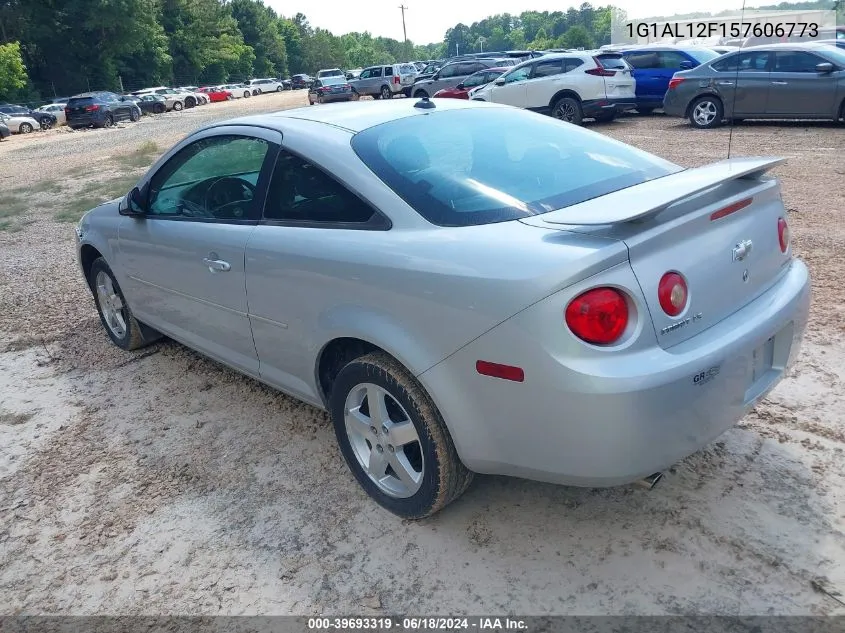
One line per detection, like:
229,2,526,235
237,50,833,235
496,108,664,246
1,90,844,615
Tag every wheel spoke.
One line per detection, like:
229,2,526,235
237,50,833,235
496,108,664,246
367,448,389,479
389,452,421,489
345,406,372,439
387,420,418,448
366,386,389,425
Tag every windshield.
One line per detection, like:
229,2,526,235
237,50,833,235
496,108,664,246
351,108,680,227
321,76,347,86
819,46,845,64
686,48,720,63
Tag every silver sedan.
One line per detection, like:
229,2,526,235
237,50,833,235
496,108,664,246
74,99,810,517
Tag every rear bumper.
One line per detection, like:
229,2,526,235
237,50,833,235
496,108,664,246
319,93,354,102
662,90,689,117
419,259,810,487
582,98,637,116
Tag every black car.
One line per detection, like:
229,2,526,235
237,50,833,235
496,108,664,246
291,74,313,89
0,103,57,129
127,94,167,114
0,120,9,140
282,78,292,90
65,92,142,129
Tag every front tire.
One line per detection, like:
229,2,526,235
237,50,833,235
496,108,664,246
19,122,33,133
413,89,429,98
689,95,724,129
551,96,583,125
330,352,473,519
40,118,53,130
244,90,251,98
130,109,140,122
89,258,153,351
277,85,283,92
173,101,183,111
154,103,165,114
185,96,196,108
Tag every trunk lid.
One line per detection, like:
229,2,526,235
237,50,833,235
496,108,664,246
595,53,636,99
521,157,792,348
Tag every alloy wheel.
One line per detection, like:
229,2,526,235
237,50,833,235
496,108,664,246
693,101,718,126
554,101,577,122
343,383,424,498
95,271,127,339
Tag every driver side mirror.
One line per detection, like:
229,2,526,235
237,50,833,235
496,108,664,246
120,185,148,216
494,77,506,86
816,62,834,74
456,82,465,90
679,60,694,70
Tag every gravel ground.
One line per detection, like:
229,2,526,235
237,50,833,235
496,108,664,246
0,93,844,615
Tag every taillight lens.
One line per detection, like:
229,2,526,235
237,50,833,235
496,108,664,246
84,104,100,112
585,67,615,77
393,75,400,84
565,288,629,345
778,217,790,253
667,77,685,90
658,272,688,317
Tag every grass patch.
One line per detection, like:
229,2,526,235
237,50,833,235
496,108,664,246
90,174,140,200
54,196,107,223
0,194,29,230
27,179,65,195
118,140,160,169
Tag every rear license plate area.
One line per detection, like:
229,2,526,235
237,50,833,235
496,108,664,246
743,324,793,406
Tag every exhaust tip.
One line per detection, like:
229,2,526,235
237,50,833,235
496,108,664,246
634,472,664,490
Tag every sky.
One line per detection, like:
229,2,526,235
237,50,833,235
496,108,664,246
265,0,776,44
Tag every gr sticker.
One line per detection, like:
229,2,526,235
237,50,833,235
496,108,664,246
693,366,721,385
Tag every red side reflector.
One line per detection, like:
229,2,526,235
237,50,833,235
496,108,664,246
710,197,752,221
476,361,524,383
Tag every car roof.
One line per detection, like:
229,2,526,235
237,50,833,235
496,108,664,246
732,42,841,52
220,98,509,134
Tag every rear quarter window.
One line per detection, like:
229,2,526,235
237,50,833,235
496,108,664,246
351,108,679,227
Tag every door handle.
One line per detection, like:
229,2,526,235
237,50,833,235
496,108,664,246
203,257,231,272
716,81,735,85
771,81,788,85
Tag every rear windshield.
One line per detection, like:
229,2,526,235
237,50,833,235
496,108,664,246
686,48,720,63
351,108,679,227
596,55,628,69
66,97,95,106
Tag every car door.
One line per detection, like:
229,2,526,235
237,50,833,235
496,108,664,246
487,64,532,108
711,50,772,115
768,50,839,116
245,150,389,404
366,67,383,95
117,126,280,375
623,51,662,105
525,57,566,109
653,51,691,101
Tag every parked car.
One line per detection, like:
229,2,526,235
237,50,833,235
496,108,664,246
410,59,514,98
75,98,809,518
817,39,845,51
136,87,199,108
663,43,845,128
0,119,9,140
472,52,636,124
619,46,721,114
220,83,250,99
291,74,313,90
433,67,509,99
36,102,67,125
199,87,234,102
0,103,57,129
349,64,419,99
282,78,292,90
176,86,209,105
132,94,168,114
308,76,356,104
65,92,142,129
413,61,444,83
317,68,345,79
0,112,40,134
345,69,363,80
710,45,740,55
248,78,285,93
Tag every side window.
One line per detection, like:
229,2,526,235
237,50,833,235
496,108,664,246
148,135,271,221
712,51,770,72
384,66,394,76
657,51,688,69
504,66,531,83
371,67,383,78
532,59,564,78
358,69,370,79
262,152,378,226
438,64,458,78
624,52,659,69
773,51,824,72
563,58,585,73
463,72,486,88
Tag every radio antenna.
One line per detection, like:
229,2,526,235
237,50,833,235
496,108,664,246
727,0,747,158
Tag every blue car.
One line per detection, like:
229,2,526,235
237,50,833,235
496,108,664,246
619,46,721,113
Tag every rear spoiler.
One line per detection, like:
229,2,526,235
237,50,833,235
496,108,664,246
540,156,785,226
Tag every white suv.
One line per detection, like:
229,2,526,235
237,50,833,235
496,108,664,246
471,52,636,124
248,78,285,93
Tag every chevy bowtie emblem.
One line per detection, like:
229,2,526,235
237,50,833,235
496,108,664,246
733,240,753,261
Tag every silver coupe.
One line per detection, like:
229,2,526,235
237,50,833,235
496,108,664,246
75,99,810,518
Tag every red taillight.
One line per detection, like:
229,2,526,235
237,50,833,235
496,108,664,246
84,104,100,112
778,217,790,253
393,75,400,84
710,197,753,221
658,272,688,317
585,67,615,77
565,287,629,345
667,77,685,90
476,360,525,383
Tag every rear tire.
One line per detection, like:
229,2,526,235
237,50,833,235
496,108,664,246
413,89,429,98
101,115,114,128
154,103,165,114
330,352,473,519
380,85,392,100
19,122,33,133
40,118,53,130
688,95,724,129
551,96,583,125
129,109,140,122
173,101,183,111
185,96,196,108
244,90,250,98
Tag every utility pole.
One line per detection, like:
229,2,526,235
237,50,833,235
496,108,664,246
398,5,408,45
477,36,485,52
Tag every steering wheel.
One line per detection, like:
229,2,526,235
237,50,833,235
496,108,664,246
205,177,256,218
